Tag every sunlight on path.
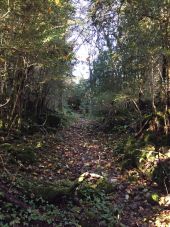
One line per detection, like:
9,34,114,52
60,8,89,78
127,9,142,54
27,117,169,226
51,118,169,227
57,118,119,181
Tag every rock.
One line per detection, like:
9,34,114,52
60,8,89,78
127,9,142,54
22,179,76,203
125,194,129,200
19,173,116,203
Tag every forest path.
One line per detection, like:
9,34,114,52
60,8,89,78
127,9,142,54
30,117,167,226
50,117,167,227
28,117,120,184
53,117,120,180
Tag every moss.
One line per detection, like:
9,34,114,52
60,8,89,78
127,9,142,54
77,174,116,199
17,174,116,204
35,184,71,202
21,179,76,203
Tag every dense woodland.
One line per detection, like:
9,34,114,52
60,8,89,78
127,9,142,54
0,0,169,226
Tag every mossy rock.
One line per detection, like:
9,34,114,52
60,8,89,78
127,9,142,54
22,179,76,203
77,173,116,198
18,174,116,203
11,147,37,164
34,181,74,202
77,180,115,197
152,158,170,191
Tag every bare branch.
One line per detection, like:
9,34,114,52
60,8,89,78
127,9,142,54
0,9,11,20
0,98,10,108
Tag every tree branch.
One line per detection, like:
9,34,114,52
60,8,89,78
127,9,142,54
0,98,10,108
0,9,11,20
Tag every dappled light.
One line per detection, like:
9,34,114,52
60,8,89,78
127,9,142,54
0,0,170,226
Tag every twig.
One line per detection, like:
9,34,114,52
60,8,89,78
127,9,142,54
0,9,10,20
135,118,150,138
131,99,142,116
0,155,11,175
0,98,10,108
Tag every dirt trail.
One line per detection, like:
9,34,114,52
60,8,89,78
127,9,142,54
9,117,167,226
0,117,168,226
49,118,168,227
54,118,119,180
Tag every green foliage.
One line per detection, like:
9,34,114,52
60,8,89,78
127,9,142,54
75,174,120,226
20,178,75,202
144,132,170,147
90,91,137,121
0,0,74,130
0,192,75,226
115,133,170,192
65,79,90,114
91,51,116,92
88,0,170,135
79,191,120,227
115,136,156,172
146,193,160,206
0,190,120,227
77,174,116,197
0,173,121,226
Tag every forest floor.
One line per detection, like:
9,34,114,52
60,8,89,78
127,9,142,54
0,117,169,226
51,117,169,226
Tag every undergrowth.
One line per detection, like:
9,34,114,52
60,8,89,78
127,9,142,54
0,173,122,227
